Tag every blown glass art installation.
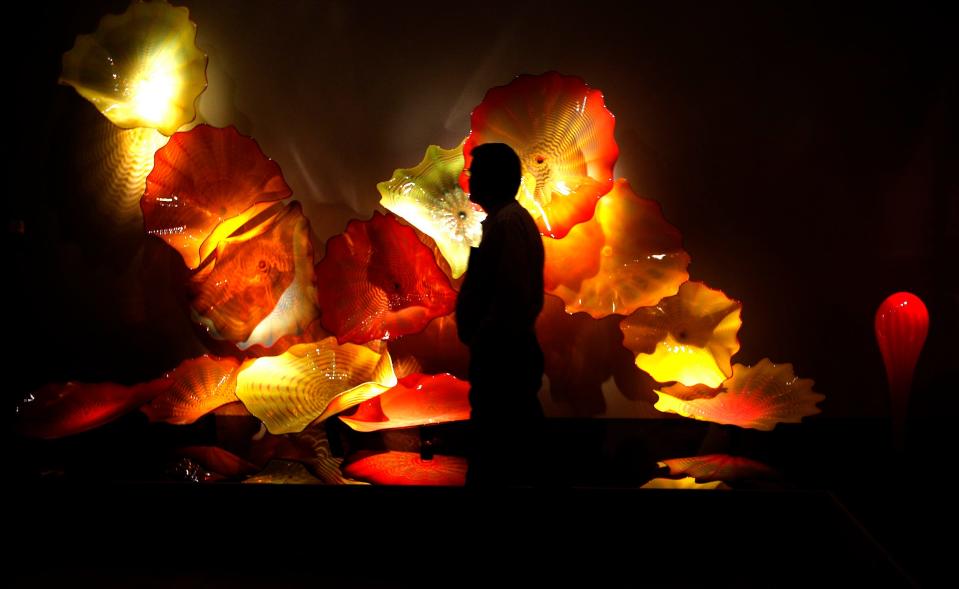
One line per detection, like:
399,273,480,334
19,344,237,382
653,359,823,430
462,72,619,238
542,179,690,318
142,124,292,269
620,281,743,388
40,0,826,488
377,141,485,279
314,212,458,345
59,0,207,135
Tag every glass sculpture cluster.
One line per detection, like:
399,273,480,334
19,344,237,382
19,1,824,487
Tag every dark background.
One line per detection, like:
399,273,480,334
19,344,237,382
8,0,956,420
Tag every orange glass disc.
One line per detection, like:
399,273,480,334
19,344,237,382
658,454,778,482
315,212,457,345
142,125,291,269
620,281,742,387
339,373,471,432
462,72,618,238
543,179,689,318
653,359,824,430
342,451,466,486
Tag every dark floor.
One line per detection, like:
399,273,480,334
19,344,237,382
13,414,949,586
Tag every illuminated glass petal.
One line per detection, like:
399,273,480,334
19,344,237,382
315,212,458,345
340,373,471,432
235,337,397,434
658,454,778,482
343,451,466,486
653,359,824,430
177,446,258,478
190,202,316,345
462,72,618,238
543,179,689,318
620,281,742,387
378,141,485,279
59,0,207,135
142,125,292,269
141,355,241,425
18,377,171,439
641,477,726,490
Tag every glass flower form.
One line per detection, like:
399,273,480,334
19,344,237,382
177,446,258,479
141,355,241,425
641,477,726,490
17,377,171,439
314,212,458,345
59,0,207,135
543,179,689,318
190,202,317,347
244,461,324,485
343,451,466,486
339,373,471,432
658,454,778,483
142,125,292,269
377,141,485,279
235,337,397,434
461,72,619,238
653,359,824,431
620,281,742,387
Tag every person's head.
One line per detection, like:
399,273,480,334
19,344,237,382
467,143,522,212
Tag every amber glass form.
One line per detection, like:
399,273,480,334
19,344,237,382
378,141,485,278
190,202,315,346
18,377,171,439
235,338,397,434
142,125,292,269
462,72,619,238
658,454,778,483
59,0,207,135
314,212,458,345
543,179,689,318
620,281,742,387
339,373,471,432
141,355,242,424
343,451,466,486
653,359,823,430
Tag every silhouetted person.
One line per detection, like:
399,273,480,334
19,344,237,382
456,143,545,486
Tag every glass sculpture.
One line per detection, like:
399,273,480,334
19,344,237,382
462,71,619,238
342,451,467,486
653,358,823,430
543,179,690,318
620,281,742,388
658,454,778,483
141,355,242,425
18,377,171,439
314,212,458,344
190,202,316,346
234,337,397,434
377,141,485,279
142,124,292,269
59,0,207,135
339,373,470,432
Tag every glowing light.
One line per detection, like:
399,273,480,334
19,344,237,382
641,477,726,490
59,1,207,135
